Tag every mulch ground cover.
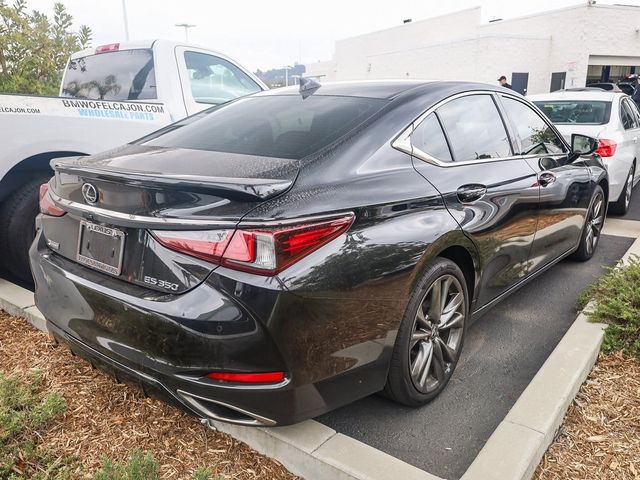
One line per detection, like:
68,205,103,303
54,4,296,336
535,352,640,480
0,311,300,479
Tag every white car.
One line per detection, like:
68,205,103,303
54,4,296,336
530,89,640,215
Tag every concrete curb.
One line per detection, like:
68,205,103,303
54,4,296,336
461,233,640,480
0,279,41,327
209,419,443,480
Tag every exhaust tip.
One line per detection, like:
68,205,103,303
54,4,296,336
177,390,276,427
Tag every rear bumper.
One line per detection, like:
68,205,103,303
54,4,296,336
29,229,390,425
45,319,284,426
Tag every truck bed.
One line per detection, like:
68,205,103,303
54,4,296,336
0,93,172,182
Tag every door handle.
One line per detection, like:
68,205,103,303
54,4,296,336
634,137,638,143
457,184,487,203
539,172,556,187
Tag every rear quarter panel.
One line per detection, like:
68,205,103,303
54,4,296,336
241,143,475,387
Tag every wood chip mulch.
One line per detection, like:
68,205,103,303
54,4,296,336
0,311,300,479
535,352,640,480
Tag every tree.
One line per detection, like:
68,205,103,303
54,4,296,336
0,0,92,95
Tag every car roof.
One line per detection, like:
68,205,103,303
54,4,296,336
528,90,623,102
256,80,432,99
256,80,510,100
69,39,232,61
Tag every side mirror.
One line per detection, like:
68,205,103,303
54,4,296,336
571,133,598,156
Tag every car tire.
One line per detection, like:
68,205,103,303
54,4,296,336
609,165,634,215
0,176,51,283
571,185,606,262
384,257,468,406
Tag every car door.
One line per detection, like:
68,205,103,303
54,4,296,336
174,46,264,116
406,92,540,308
620,97,640,184
498,93,593,273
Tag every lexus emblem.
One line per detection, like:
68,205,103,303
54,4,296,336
81,183,98,204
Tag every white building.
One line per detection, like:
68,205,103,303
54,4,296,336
306,2,640,95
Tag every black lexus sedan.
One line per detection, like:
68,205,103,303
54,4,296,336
30,81,607,426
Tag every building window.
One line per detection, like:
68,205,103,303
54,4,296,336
586,65,604,84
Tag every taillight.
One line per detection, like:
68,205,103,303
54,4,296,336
207,371,285,384
95,43,120,53
39,184,65,217
152,214,354,275
595,139,617,157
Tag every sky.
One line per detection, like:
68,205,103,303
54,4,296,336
24,0,640,72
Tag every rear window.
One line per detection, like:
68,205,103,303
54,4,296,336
534,100,611,125
61,49,156,101
142,95,386,159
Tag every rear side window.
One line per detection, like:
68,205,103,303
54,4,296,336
436,95,512,161
621,99,639,130
533,101,611,125
62,49,156,101
501,97,567,154
626,98,640,124
184,51,262,105
411,113,452,162
143,95,386,160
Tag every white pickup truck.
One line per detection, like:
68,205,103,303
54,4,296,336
0,39,267,282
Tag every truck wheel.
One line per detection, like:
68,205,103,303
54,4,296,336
0,176,52,283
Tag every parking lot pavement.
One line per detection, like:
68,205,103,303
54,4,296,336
612,185,640,221
317,233,634,480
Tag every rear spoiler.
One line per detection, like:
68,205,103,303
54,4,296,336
52,162,293,201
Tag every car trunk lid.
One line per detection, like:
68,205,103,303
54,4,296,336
44,144,298,292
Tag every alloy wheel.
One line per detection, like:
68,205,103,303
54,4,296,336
409,274,465,394
585,191,605,255
625,169,634,209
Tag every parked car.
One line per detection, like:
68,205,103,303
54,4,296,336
586,82,621,92
0,39,267,282
530,90,640,215
31,81,606,426
585,82,636,96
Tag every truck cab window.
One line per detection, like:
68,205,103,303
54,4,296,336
62,49,157,101
184,51,262,105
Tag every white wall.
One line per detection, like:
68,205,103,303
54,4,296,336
306,60,337,81
307,3,640,95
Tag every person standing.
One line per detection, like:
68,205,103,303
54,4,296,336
627,74,640,107
498,75,512,89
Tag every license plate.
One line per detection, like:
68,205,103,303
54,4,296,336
76,221,125,276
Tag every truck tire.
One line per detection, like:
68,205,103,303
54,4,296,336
0,176,51,283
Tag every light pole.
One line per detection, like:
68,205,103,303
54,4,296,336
283,65,292,86
175,23,196,42
121,0,130,41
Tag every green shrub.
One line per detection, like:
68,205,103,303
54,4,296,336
93,452,222,480
0,373,219,479
0,371,70,480
580,255,640,358
193,467,219,480
94,451,160,480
